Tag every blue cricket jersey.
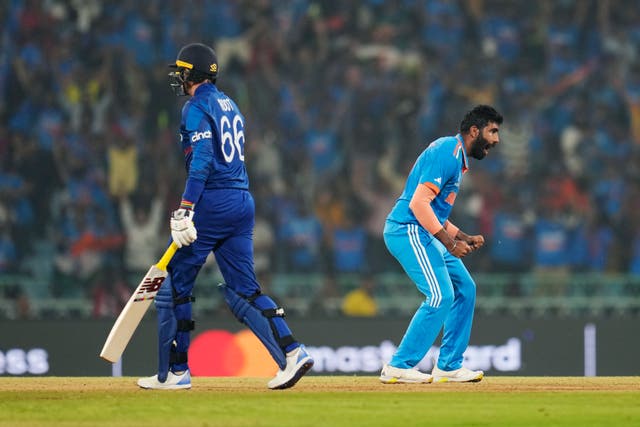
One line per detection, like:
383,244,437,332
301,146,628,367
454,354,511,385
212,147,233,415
179,83,248,205
386,134,468,228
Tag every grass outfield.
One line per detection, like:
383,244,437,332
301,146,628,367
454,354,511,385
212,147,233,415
1,377,638,427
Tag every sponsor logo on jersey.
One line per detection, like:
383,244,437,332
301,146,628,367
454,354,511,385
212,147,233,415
191,130,212,142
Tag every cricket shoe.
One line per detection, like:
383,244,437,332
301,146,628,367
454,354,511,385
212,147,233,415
431,366,483,383
268,345,314,390
379,364,433,384
137,370,192,390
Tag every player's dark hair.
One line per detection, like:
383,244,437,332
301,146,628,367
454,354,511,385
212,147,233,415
184,68,216,85
459,105,503,134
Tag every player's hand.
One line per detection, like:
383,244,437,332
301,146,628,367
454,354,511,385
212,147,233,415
170,208,197,248
466,235,485,251
449,240,473,258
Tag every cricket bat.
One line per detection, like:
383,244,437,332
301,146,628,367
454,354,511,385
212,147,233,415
100,242,179,363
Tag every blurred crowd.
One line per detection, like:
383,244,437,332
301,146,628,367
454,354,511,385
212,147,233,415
1,0,640,317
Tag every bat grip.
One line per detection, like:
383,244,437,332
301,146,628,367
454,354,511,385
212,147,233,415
156,242,179,271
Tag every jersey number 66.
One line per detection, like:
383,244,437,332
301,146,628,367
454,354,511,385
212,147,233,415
221,114,245,163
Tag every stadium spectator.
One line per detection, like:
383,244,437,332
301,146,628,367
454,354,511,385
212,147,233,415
279,196,323,273
341,273,378,317
489,196,531,273
118,194,164,276
331,214,367,274
0,223,17,273
91,266,130,319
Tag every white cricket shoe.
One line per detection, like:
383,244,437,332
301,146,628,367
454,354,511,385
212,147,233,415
431,366,484,383
268,345,314,390
137,370,192,390
379,364,433,384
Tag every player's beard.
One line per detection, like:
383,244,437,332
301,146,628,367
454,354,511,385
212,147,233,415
470,133,490,160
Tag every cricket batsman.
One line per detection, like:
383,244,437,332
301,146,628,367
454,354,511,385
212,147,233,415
137,43,314,390
380,105,503,384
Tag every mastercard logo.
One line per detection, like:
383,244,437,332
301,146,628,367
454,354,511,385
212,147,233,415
188,329,278,376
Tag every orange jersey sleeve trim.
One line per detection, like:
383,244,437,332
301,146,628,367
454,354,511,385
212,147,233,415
409,183,443,235
423,181,440,195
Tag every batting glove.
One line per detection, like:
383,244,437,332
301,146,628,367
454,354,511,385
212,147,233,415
170,208,197,248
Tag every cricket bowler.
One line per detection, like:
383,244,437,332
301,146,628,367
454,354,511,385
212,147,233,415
380,105,503,384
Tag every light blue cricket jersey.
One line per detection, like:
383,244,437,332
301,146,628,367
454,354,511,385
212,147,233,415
386,134,468,227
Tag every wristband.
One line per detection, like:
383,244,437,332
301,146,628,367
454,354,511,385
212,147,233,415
180,200,194,210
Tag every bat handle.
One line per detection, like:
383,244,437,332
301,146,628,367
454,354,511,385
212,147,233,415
156,242,179,271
